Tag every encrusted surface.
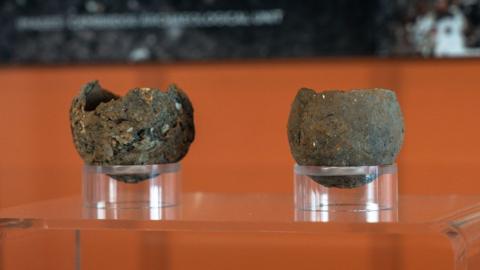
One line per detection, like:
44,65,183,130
70,81,195,181
288,88,404,188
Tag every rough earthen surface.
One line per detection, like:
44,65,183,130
288,88,404,188
70,81,195,183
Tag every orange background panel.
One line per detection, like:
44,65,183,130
0,58,479,269
1,59,480,207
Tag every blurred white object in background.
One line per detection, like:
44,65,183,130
412,12,435,56
434,5,468,57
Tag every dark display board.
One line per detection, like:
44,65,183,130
1,0,480,63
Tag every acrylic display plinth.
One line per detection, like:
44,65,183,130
294,164,397,212
3,194,480,269
83,163,180,209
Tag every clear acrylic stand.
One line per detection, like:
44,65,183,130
2,193,480,269
294,164,397,212
294,207,399,223
83,163,180,209
82,205,180,220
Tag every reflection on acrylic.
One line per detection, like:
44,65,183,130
294,208,398,223
83,204,179,221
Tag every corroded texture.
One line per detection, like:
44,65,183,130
288,88,404,188
70,81,194,182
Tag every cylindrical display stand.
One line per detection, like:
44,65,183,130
83,163,180,209
294,164,397,212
